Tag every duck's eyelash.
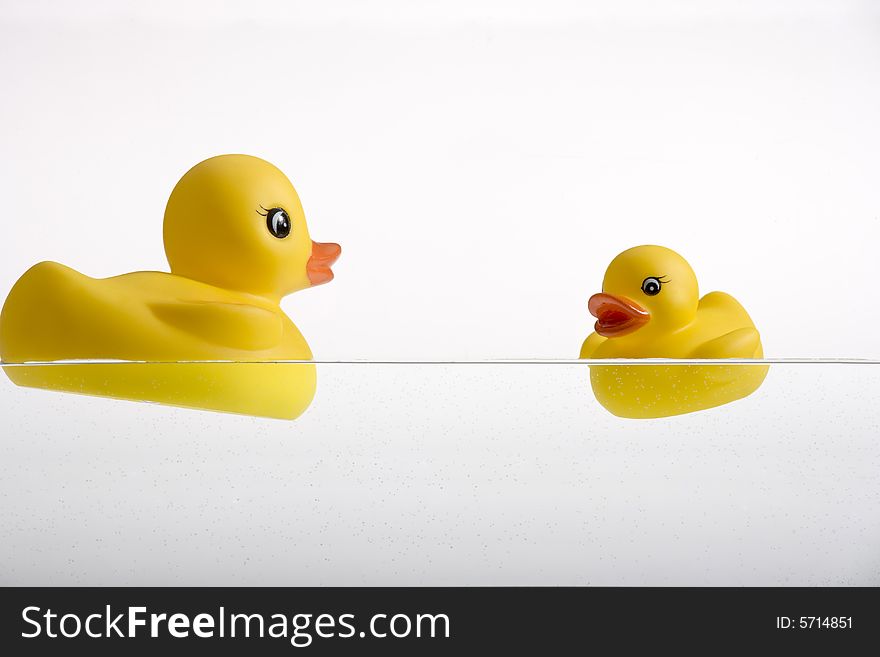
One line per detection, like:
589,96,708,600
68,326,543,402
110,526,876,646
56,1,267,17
658,276,671,283
256,205,269,217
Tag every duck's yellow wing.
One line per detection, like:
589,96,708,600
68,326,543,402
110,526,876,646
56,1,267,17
689,327,761,359
690,292,763,359
149,300,284,352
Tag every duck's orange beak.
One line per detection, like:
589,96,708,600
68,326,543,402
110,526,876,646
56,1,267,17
589,293,650,337
307,240,341,286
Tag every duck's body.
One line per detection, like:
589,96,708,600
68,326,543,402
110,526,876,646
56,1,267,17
579,246,767,418
2,262,313,362
0,155,340,419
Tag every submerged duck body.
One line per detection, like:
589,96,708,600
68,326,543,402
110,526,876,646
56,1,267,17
0,154,340,419
580,245,767,418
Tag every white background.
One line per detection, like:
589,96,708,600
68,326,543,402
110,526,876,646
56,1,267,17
1,0,879,360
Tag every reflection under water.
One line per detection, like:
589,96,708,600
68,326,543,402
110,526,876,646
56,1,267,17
0,359,874,421
2,362,317,420
587,361,769,419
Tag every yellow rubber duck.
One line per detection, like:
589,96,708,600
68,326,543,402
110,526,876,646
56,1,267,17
579,245,767,418
0,154,340,419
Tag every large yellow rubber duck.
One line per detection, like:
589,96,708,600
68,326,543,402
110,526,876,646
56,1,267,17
0,154,340,419
579,245,767,418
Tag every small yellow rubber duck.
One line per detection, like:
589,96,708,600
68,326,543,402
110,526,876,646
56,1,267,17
579,245,767,418
0,154,340,419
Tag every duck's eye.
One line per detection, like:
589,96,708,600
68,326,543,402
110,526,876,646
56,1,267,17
265,208,291,239
641,277,662,296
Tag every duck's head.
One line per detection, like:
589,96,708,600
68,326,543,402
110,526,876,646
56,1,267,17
589,245,699,338
163,154,340,301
